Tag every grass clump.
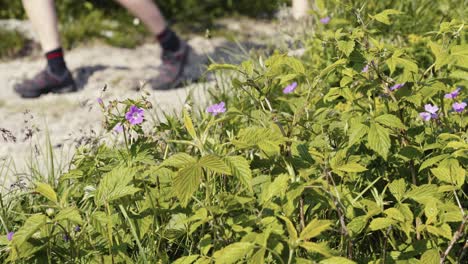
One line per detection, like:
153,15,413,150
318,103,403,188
0,28,27,60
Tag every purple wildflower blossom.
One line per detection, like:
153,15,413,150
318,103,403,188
452,102,467,113
320,16,331,24
283,82,298,94
63,234,69,242
444,87,461,99
424,104,439,114
125,106,144,125
419,112,432,121
362,64,370,73
390,83,405,91
114,123,123,133
74,226,81,232
97,98,104,105
7,232,14,241
206,102,226,116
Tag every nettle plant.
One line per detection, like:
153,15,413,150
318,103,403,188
1,8,467,264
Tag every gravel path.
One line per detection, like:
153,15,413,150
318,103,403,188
0,17,280,189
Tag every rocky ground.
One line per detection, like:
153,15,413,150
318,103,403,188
0,16,287,189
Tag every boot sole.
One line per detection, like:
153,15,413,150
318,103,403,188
18,84,78,99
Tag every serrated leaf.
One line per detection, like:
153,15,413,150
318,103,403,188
320,59,347,77
384,208,405,222
183,109,197,140
213,242,254,264
405,184,439,204
35,182,58,203
420,249,439,264
419,154,449,172
54,207,83,224
300,219,332,240
369,9,403,25
429,42,450,70
95,167,138,206
224,156,252,192
367,123,391,160
337,40,355,57
207,63,239,72
11,214,47,247
334,163,367,173
173,255,200,264
348,123,369,147
162,153,197,168
375,114,406,129
199,155,231,175
278,216,298,242
300,242,332,257
320,257,356,264
347,216,367,236
369,218,396,231
262,174,289,204
388,179,406,202
174,164,203,207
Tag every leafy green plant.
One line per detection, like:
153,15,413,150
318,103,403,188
1,0,467,263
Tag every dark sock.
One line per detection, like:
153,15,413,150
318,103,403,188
156,27,181,52
45,48,67,76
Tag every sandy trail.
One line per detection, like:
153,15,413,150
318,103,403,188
0,18,279,189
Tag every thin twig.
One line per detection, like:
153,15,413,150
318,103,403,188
440,215,468,264
299,195,305,231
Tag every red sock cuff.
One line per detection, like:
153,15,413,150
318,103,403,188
46,49,64,60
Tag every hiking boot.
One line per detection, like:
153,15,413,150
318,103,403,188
14,67,77,98
149,41,190,90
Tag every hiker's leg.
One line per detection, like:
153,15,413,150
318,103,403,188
115,0,189,90
22,0,61,52
292,0,310,19
114,0,166,35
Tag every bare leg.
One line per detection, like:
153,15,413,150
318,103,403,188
292,0,310,20
22,0,61,52
114,0,167,35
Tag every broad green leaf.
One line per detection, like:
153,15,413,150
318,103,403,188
405,184,439,204
375,114,406,129
213,242,254,264
369,217,396,231
347,216,367,236
337,40,355,57
420,249,439,264
367,123,391,160
388,179,406,202
384,208,405,222
95,167,139,206
173,255,200,264
163,153,197,168
174,164,203,207
285,57,306,75
207,63,239,72
369,9,403,25
278,216,298,242
300,218,332,240
261,174,289,204
419,154,449,172
429,42,450,70
300,242,332,257
450,44,468,67
334,163,367,173
183,109,197,140
54,207,83,224
224,156,252,192
348,123,369,147
320,59,347,77
35,182,58,203
11,214,47,247
320,257,356,264
426,224,452,240
199,155,231,175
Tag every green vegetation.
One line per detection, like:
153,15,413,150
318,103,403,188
1,0,467,263
0,28,27,60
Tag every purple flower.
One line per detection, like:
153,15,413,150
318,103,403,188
206,102,226,116
445,87,461,99
283,82,298,94
97,98,104,105
424,104,439,114
390,83,405,91
74,226,81,232
452,102,467,113
113,123,123,133
320,16,331,24
419,112,432,121
7,232,14,241
125,105,144,125
63,234,69,242
362,64,370,73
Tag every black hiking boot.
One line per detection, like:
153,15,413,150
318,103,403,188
14,67,77,98
149,41,190,90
